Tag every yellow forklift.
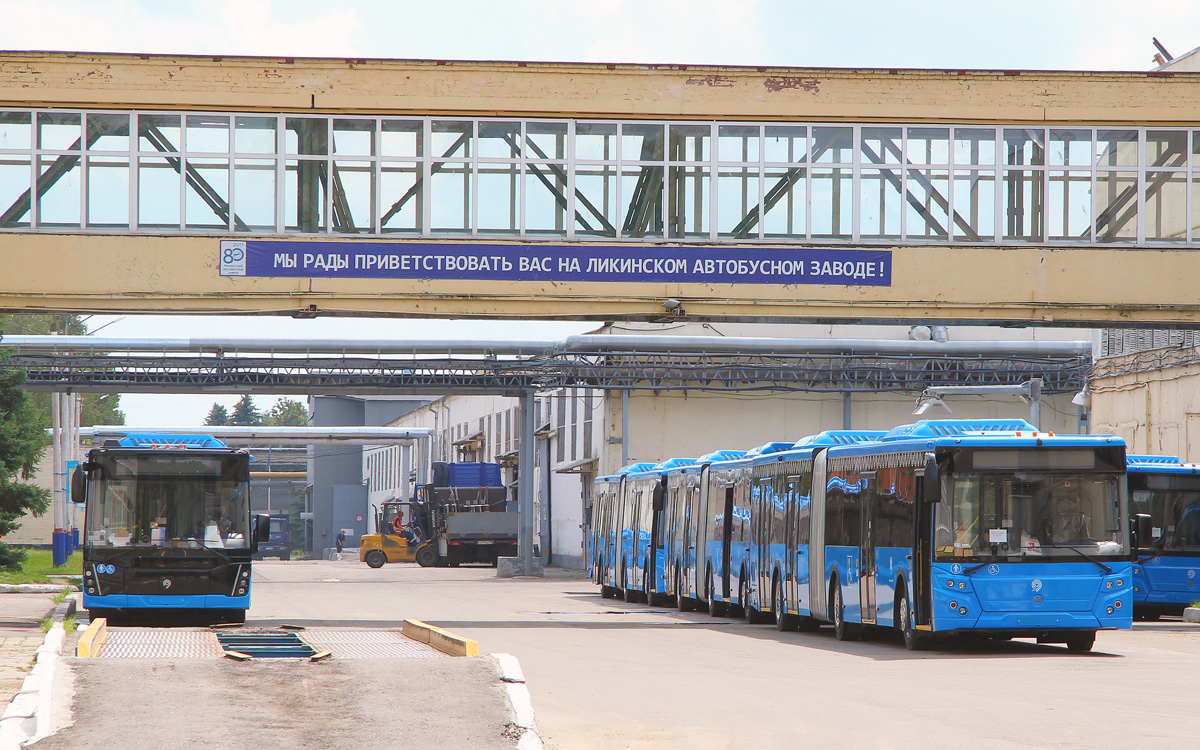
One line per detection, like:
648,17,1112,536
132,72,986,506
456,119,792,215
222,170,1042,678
359,500,424,568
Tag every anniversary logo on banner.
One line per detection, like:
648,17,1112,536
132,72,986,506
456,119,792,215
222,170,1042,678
220,240,891,287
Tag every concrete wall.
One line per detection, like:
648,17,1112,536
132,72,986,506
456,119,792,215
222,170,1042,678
1090,350,1200,460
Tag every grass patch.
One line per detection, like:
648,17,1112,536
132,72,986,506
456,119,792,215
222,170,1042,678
0,549,83,585
52,587,73,604
64,615,76,633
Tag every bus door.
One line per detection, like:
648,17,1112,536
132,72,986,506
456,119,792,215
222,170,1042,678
784,475,800,614
648,480,665,595
721,484,735,600
913,461,935,627
754,477,772,606
692,468,711,600
859,472,877,625
679,485,692,597
809,452,830,621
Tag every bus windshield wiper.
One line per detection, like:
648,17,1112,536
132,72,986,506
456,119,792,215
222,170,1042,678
1049,545,1112,574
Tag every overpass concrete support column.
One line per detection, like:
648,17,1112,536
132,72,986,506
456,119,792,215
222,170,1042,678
500,390,543,577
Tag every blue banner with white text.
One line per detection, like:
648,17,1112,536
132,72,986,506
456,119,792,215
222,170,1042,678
219,240,891,286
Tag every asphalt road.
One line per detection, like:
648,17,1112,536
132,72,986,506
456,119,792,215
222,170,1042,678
49,559,1200,749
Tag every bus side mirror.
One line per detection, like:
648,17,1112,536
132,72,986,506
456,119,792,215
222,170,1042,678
652,484,665,512
1133,513,1153,552
252,514,271,553
923,454,941,504
70,466,87,504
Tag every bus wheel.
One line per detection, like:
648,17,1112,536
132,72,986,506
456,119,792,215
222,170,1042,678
831,582,858,642
364,550,387,569
1066,631,1096,653
623,583,641,603
706,570,728,617
898,592,928,651
775,579,798,632
676,569,695,612
743,578,768,625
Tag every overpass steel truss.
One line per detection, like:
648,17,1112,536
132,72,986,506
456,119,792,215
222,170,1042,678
0,108,1197,247
6,347,1088,396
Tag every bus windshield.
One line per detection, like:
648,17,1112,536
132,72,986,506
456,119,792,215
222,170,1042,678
84,453,250,551
935,471,1126,561
1129,473,1200,553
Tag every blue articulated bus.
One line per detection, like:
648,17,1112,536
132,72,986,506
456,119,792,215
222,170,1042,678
592,462,655,598
807,419,1132,650
594,419,1134,652
1127,454,1200,618
71,434,271,623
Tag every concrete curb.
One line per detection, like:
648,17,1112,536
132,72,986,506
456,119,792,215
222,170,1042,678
0,597,75,750
401,619,479,657
0,585,78,595
1184,607,1200,623
492,653,543,750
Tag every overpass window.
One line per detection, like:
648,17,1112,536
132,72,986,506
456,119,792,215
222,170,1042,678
235,116,277,154
811,127,852,239
333,119,376,157
37,112,81,150
763,125,809,240
381,119,422,157
0,111,31,150
906,169,949,240
285,157,328,232
1095,170,1137,243
235,158,277,232
332,159,374,233
186,115,229,154
380,160,420,234
186,157,230,230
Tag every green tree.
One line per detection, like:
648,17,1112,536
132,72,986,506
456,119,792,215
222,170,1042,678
205,403,230,426
0,314,125,428
0,350,51,570
263,398,308,426
230,394,261,426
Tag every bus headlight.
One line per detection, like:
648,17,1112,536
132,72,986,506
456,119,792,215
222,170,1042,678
946,580,955,587
958,607,968,615
1106,606,1114,614
958,581,966,590
236,587,247,596
1116,579,1124,587
1106,581,1113,589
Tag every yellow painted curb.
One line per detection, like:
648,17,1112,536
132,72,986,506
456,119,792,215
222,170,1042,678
402,618,478,657
75,617,108,658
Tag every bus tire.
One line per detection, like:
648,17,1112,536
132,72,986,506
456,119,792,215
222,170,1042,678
622,566,641,603
774,578,798,632
600,585,619,599
742,577,769,625
831,580,858,641
364,550,387,569
706,569,728,617
1066,631,1096,653
898,590,928,651
676,568,696,612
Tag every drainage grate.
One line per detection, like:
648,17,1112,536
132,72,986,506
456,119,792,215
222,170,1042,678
215,631,316,658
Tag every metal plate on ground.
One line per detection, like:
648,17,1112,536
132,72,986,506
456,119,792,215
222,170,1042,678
302,629,447,658
97,628,224,659
92,627,445,659
216,632,317,658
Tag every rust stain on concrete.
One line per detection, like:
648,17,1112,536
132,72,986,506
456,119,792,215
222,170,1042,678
684,75,734,88
763,76,820,93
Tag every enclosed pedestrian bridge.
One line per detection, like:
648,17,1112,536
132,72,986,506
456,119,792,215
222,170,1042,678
1,51,1200,325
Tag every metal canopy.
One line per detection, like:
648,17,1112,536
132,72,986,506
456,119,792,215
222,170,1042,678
0,334,1090,395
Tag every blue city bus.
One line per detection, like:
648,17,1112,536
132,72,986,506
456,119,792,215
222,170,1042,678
1127,454,1200,618
805,419,1132,650
742,430,886,626
71,434,271,623
592,462,655,599
662,449,746,612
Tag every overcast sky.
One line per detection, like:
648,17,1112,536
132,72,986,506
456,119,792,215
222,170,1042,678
3,0,1194,425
